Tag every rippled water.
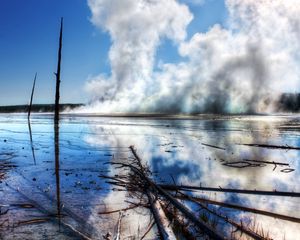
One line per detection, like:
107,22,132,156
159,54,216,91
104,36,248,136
0,113,300,239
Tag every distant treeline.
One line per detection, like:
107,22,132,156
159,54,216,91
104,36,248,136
1,93,300,113
0,104,83,113
277,93,300,112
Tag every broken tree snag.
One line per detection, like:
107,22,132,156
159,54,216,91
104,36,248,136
28,72,37,119
54,17,63,123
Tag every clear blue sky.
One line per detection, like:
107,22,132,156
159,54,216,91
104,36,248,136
0,0,227,106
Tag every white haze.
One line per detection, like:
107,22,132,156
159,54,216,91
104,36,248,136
82,0,300,114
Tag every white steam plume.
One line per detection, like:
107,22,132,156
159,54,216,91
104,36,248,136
83,0,300,114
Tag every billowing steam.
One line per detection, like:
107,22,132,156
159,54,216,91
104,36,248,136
83,0,300,114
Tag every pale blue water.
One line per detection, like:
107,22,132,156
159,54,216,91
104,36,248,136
1,113,300,239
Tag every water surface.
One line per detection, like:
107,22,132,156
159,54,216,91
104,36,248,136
1,113,300,239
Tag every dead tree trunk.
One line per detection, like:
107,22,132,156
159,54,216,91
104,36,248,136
28,72,37,119
54,18,63,123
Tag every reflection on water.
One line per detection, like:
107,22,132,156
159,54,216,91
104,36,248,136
27,120,36,165
0,113,300,239
54,122,61,225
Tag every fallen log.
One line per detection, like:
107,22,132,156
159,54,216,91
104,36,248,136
201,143,226,150
129,146,225,240
146,190,176,240
222,161,262,168
176,194,300,224
161,201,203,240
243,159,289,167
178,193,265,240
114,211,123,240
159,184,300,197
239,143,300,150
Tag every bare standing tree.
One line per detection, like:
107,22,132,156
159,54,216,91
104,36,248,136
54,17,63,123
28,72,37,119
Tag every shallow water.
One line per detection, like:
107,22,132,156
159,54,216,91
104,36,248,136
0,113,300,239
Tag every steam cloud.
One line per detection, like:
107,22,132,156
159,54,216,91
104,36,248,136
83,0,300,114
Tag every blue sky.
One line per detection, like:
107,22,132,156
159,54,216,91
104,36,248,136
0,0,227,106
